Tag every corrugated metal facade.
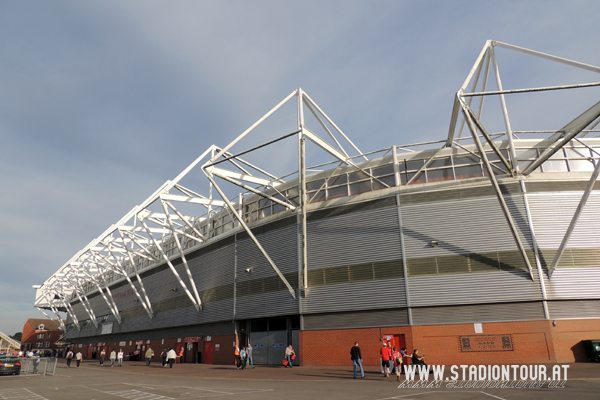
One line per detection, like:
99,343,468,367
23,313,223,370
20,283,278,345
302,205,405,314
66,175,600,340
526,185,600,319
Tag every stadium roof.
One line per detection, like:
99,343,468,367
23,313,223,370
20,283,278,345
34,40,600,332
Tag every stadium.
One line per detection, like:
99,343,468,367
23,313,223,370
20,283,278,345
34,41,600,366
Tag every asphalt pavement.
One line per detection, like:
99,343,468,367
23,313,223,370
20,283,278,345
0,360,598,400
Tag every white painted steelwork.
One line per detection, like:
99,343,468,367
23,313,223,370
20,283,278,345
35,41,600,333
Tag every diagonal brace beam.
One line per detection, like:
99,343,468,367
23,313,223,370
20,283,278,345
204,173,296,299
548,158,600,278
461,98,535,279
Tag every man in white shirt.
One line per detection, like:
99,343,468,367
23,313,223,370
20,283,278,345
75,351,82,368
166,347,177,368
117,349,124,367
110,350,116,367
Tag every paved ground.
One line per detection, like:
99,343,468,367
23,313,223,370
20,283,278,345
0,360,599,400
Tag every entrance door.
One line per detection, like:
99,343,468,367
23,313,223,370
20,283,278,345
87,346,94,359
184,342,198,363
250,332,268,365
383,334,406,352
203,342,214,364
267,330,287,365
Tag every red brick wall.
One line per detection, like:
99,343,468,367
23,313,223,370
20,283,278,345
548,319,600,363
300,318,600,366
300,327,412,366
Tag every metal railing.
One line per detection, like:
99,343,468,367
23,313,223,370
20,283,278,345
5,357,58,377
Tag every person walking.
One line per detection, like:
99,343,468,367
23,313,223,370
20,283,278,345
145,346,154,366
167,347,177,368
239,347,246,370
234,346,241,369
100,349,106,366
380,342,392,377
392,347,403,381
161,348,167,367
110,350,116,367
32,350,40,374
66,349,74,368
400,347,407,374
285,345,295,368
75,351,83,368
350,342,364,379
246,343,254,369
117,349,124,367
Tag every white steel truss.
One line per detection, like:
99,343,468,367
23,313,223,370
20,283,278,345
35,41,600,333
35,87,373,327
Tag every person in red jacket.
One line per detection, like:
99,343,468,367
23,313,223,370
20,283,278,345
380,342,392,377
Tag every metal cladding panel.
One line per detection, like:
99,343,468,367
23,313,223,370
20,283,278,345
301,278,406,314
408,270,543,307
235,290,299,320
67,321,236,342
401,190,537,307
547,300,600,319
543,268,600,299
235,225,299,320
306,207,402,270
236,225,298,282
72,244,236,336
303,308,409,330
76,295,111,318
527,191,600,249
411,302,545,325
69,298,235,338
527,190,600,299
401,194,532,259
189,244,235,290
71,302,91,321
117,299,234,333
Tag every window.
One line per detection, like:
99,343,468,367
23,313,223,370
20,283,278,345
429,157,452,168
426,168,454,182
568,158,595,172
327,174,347,186
327,185,348,199
45,341,50,348
37,333,44,339
373,175,396,189
47,333,52,339
349,180,372,195
35,342,43,348
454,165,483,179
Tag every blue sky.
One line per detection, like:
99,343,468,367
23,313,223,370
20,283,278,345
1,0,600,336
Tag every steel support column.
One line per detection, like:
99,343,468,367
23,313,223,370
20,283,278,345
520,180,550,319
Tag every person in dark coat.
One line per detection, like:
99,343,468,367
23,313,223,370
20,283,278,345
350,342,364,379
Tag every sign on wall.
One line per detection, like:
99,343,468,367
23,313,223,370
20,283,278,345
459,335,513,352
101,323,113,335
